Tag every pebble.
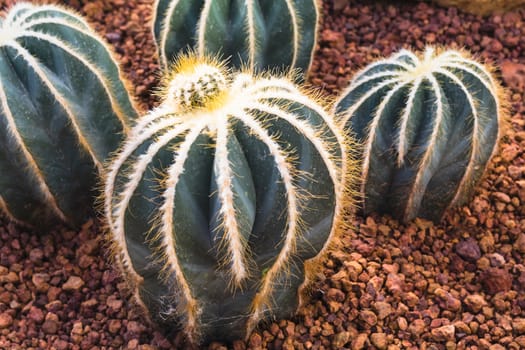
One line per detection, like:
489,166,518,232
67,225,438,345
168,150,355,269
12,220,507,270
62,276,85,291
431,325,455,341
332,331,351,348
0,313,13,329
42,312,59,334
370,333,388,349
351,333,368,350
408,319,426,337
455,238,481,261
27,306,44,324
464,294,487,313
480,268,513,294
513,319,525,334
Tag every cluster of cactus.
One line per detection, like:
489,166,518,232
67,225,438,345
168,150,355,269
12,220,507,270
0,3,138,227
104,54,353,343
335,47,503,222
0,0,507,346
152,0,319,78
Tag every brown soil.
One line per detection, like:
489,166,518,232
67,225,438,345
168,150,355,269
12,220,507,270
1,0,525,349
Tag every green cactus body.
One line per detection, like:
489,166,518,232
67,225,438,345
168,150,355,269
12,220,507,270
152,0,319,77
0,3,138,227
105,55,351,343
335,47,503,223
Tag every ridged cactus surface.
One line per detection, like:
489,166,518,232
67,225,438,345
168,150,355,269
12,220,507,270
105,55,352,343
0,3,138,227
152,0,319,77
335,47,503,223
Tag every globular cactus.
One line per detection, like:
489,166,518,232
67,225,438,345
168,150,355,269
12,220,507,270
0,3,138,227
152,0,319,78
104,54,354,344
335,47,504,223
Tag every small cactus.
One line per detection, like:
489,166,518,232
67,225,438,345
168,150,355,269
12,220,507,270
0,3,138,227
152,0,319,78
335,47,505,223
104,54,354,343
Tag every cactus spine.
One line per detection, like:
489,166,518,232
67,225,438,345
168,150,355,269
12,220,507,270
335,47,504,223
152,0,319,77
0,3,138,227
104,54,353,343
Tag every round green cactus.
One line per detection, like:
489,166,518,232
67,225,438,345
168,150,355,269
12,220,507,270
104,55,353,344
0,3,138,227
335,47,504,223
152,0,319,78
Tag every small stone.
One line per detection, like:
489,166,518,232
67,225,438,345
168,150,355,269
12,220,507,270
453,321,471,335
105,32,121,43
514,234,525,254
127,339,139,349
489,345,505,350
500,144,520,163
71,321,84,335
360,310,377,326
108,319,122,334
374,301,393,320
464,294,487,313
513,318,525,334
28,306,44,323
29,248,44,263
0,313,13,328
435,288,461,312
52,339,68,350
492,192,511,204
385,273,403,295
107,295,124,310
42,312,59,334
32,273,50,292
321,29,345,50
370,333,388,349
480,268,513,294
351,333,368,350
333,0,349,11
408,319,426,336
397,317,408,331
62,276,85,291
455,238,481,261
431,325,455,341
248,333,262,350
332,331,351,348
488,253,506,267
501,61,525,90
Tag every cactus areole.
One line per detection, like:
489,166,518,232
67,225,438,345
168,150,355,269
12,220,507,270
105,55,350,343
335,47,503,223
0,3,138,227
152,0,319,78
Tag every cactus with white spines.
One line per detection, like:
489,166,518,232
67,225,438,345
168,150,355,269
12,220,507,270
104,54,354,343
152,0,319,78
335,47,505,223
0,3,138,227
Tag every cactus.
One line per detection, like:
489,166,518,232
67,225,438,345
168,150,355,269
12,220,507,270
104,54,354,344
0,3,138,227
152,0,319,78
335,47,504,223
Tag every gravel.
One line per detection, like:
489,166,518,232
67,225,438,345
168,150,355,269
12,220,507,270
1,0,525,349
